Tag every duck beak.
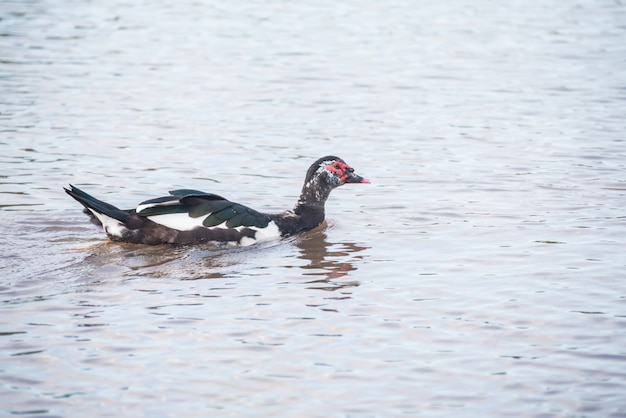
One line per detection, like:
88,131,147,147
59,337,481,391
345,171,370,184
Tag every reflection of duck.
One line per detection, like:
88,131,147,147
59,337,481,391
294,224,370,292
64,156,368,246
77,226,370,287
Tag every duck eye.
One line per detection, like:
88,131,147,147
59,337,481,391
334,163,342,170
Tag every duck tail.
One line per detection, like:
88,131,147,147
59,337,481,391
64,185,130,224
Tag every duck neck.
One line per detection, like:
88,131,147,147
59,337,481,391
271,177,331,235
295,176,332,213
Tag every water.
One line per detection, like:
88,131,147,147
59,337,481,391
1,0,625,416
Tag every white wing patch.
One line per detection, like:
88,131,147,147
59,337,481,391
137,197,206,231
136,199,180,214
146,213,209,231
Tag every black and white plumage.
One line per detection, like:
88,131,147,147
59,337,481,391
64,156,369,246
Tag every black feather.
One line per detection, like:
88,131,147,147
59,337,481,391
139,196,180,207
64,185,130,223
138,205,190,217
180,194,229,204
188,200,231,218
202,214,226,227
169,189,211,196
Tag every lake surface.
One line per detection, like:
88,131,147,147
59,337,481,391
1,0,625,416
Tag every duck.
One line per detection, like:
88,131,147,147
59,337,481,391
64,156,369,246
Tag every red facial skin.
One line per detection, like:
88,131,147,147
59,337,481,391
326,161,370,184
327,161,351,182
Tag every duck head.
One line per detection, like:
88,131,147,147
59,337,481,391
311,155,370,185
298,156,369,208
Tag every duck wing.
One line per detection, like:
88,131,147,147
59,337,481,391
136,191,271,231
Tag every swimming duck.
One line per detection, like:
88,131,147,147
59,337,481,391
64,156,369,246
